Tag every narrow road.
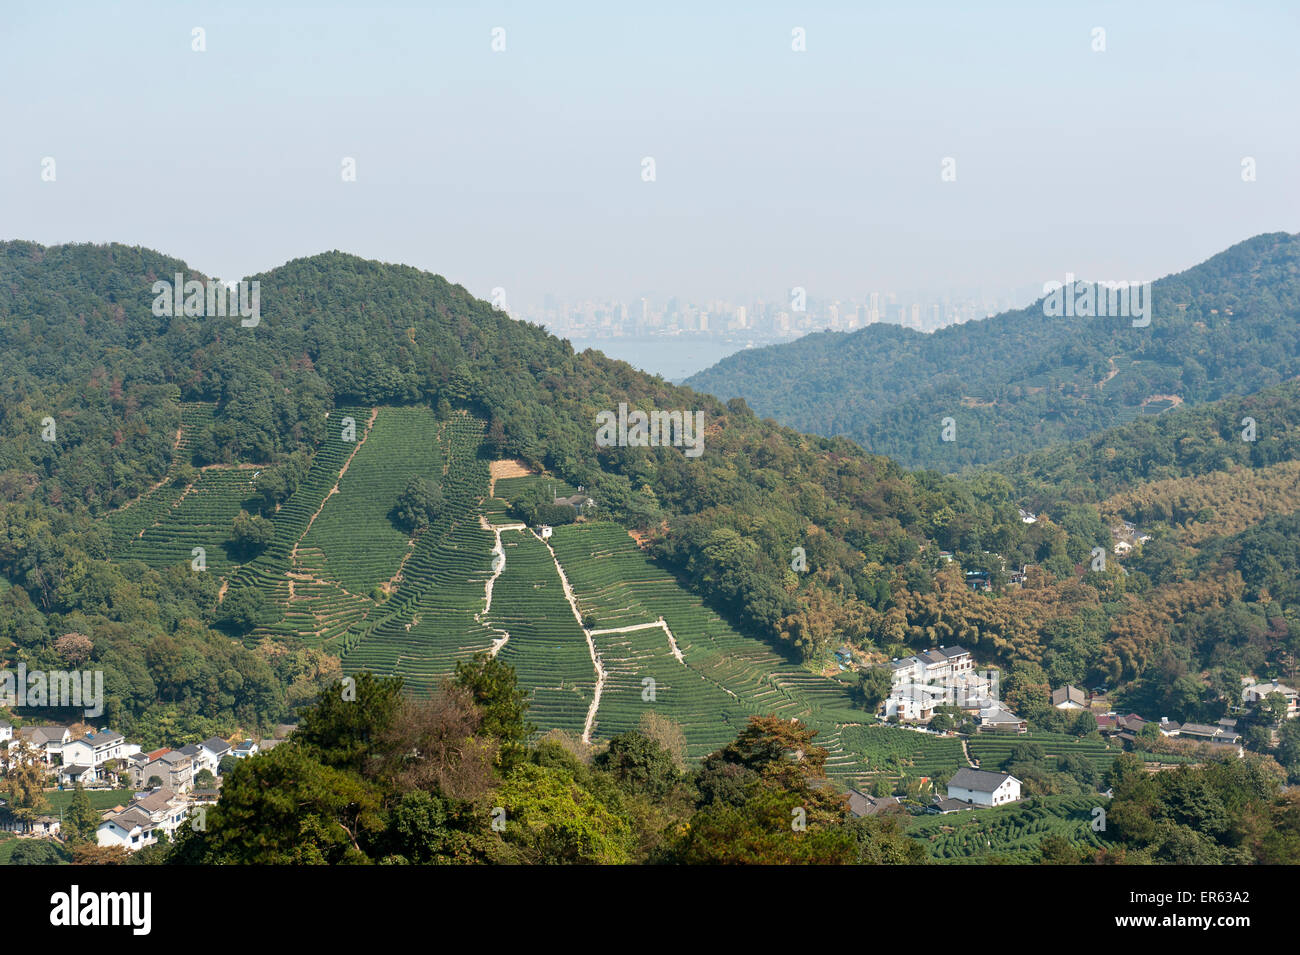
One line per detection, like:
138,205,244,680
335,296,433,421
479,527,511,655
589,617,685,664
532,529,606,744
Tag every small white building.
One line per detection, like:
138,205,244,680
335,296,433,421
16,725,71,765
1243,680,1298,718
0,721,11,744
233,739,259,759
59,729,128,784
200,737,232,771
1051,686,1088,710
947,768,1021,808
97,789,195,852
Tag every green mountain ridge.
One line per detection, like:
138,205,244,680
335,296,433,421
2,239,1299,768
685,232,1300,470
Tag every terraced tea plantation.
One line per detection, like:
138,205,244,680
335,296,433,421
490,529,594,735
837,724,966,782
589,622,751,758
99,403,946,777
302,406,443,594
908,795,1111,863
547,521,880,765
337,414,499,686
114,466,262,575
968,732,1120,775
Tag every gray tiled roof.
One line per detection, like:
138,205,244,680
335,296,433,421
936,798,976,813
948,767,1016,792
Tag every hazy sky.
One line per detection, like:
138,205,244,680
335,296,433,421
3,1,1297,309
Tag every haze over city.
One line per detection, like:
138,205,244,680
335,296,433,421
4,0,1297,333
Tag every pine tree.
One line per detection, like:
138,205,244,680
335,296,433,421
66,781,99,843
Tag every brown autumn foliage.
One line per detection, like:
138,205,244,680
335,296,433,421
55,631,94,666
1100,572,1245,681
71,843,130,865
375,685,498,801
1102,460,1300,544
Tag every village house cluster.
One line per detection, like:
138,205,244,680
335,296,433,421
0,720,293,851
883,645,1025,731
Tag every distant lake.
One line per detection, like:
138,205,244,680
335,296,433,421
568,336,767,384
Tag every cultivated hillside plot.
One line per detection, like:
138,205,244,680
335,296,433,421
101,403,1003,778
302,405,443,594
113,467,261,575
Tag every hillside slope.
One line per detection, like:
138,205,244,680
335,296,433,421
3,241,1299,769
685,232,1300,470
0,240,1029,670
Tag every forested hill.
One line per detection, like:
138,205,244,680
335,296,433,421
0,240,1031,666
685,232,1300,471
5,240,1300,763
997,378,1300,506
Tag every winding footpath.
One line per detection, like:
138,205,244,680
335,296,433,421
532,529,608,744
479,526,517,656
533,531,696,743
589,618,685,665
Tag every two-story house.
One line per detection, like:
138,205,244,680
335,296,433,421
129,749,195,793
1242,679,1298,719
200,737,232,772
97,789,195,852
884,646,983,719
946,768,1022,807
16,725,71,765
59,729,128,785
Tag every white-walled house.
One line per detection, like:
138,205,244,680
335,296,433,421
1242,680,1298,718
884,646,987,720
233,739,259,759
59,729,127,784
16,725,71,764
200,737,232,772
97,807,155,851
97,789,194,852
884,683,947,721
176,743,216,777
899,646,975,686
0,721,11,744
946,768,1022,807
1051,686,1088,710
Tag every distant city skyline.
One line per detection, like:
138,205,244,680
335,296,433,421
517,283,1045,343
